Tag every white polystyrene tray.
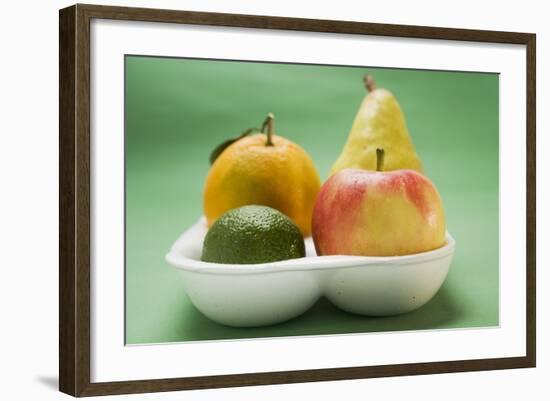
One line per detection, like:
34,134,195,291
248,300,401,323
166,217,455,327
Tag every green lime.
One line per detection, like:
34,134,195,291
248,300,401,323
201,205,306,264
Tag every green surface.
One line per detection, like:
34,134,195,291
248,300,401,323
125,56,499,344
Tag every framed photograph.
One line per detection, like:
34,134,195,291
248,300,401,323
59,4,536,397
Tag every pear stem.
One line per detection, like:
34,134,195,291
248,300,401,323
364,75,376,92
376,148,385,172
262,113,275,146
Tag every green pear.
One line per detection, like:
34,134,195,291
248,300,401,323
330,75,423,176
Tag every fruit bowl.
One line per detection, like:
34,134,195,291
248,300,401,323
166,217,455,327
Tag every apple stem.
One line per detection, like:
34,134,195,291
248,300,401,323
261,113,275,146
364,75,376,92
376,148,385,172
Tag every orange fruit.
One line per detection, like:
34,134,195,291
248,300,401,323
203,114,320,236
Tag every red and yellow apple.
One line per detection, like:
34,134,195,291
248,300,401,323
312,150,446,256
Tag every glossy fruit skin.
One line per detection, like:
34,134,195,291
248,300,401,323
201,205,305,264
330,88,423,175
204,133,321,236
312,168,445,256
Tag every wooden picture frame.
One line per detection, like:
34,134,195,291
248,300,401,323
59,3,536,397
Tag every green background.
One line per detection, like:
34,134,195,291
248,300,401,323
125,56,499,344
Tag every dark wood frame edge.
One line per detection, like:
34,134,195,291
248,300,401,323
59,3,536,397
